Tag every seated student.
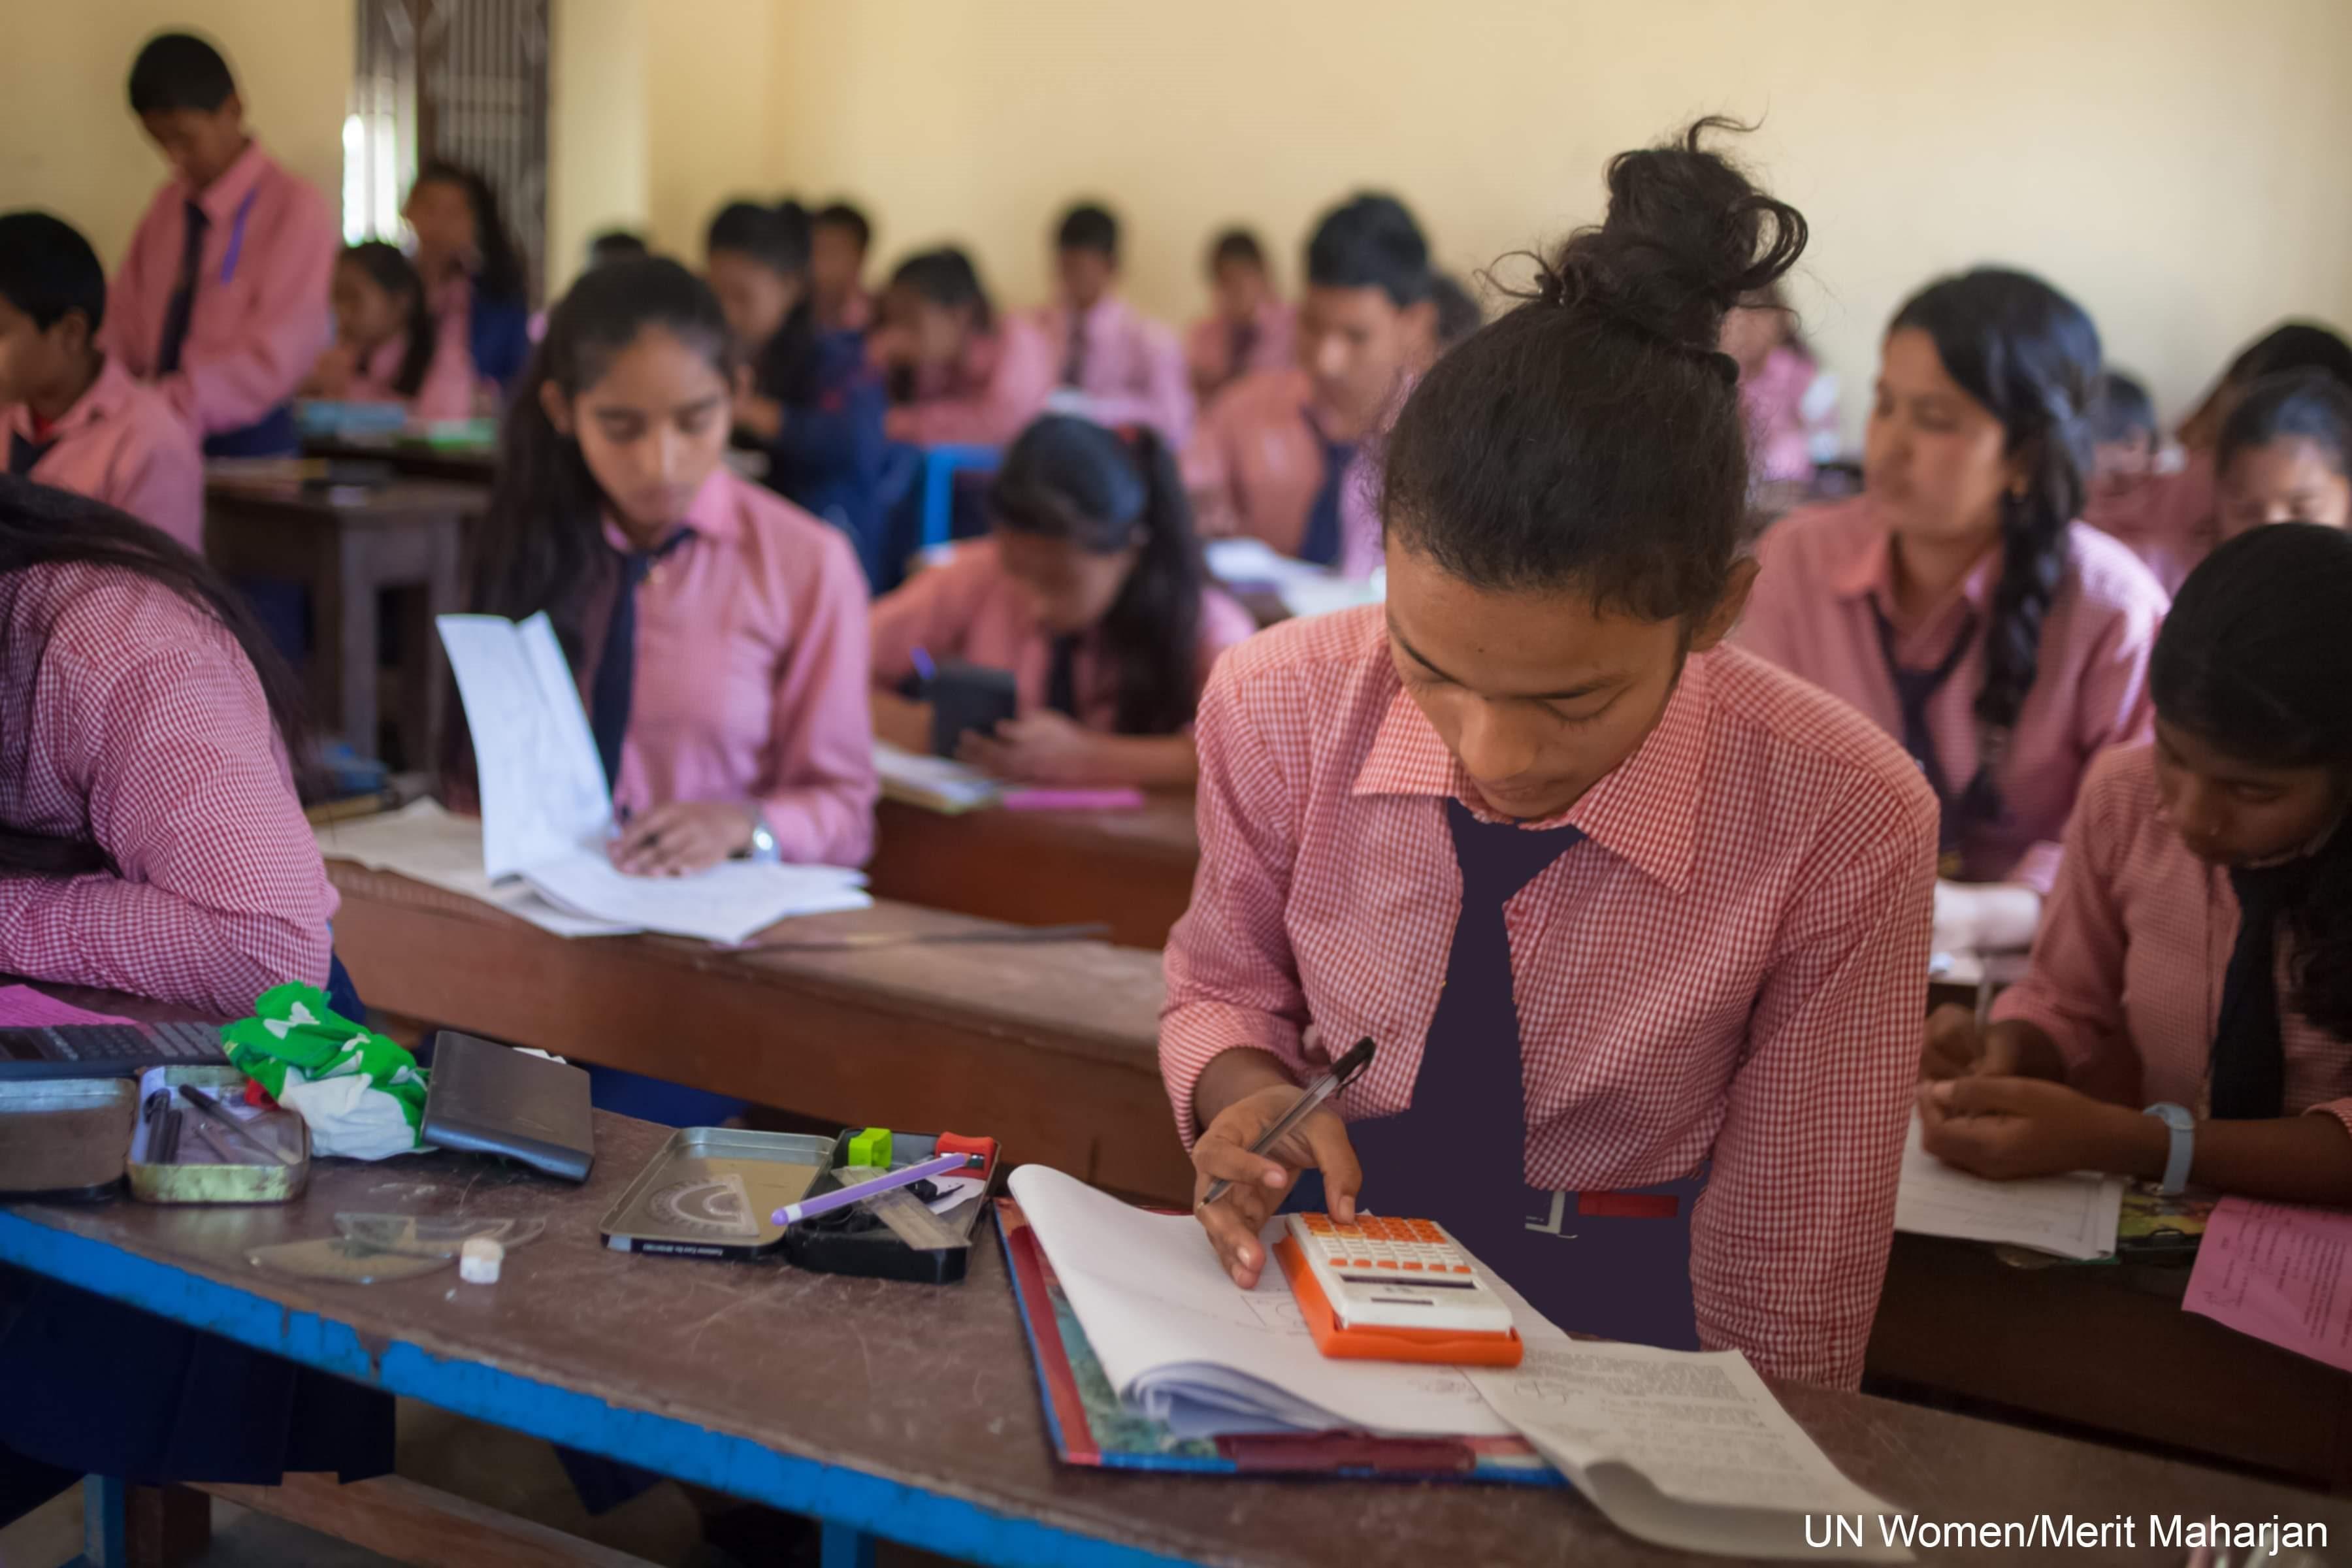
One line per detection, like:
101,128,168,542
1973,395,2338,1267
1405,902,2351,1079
1033,202,1193,444
586,229,650,270
1185,227,1294,403
1183,194,1434,578
302,242,483,422
704,200,888,575
0,212,202,554
810,201,875,333
1166,125,1937,1390
2212,369,2352,538
1723,283,1837,489
870,415,1255,787
457,257,875,1121
2090,321,2352,593
1738,269,2167,959
1921,523,2352,1206
870,247,1056,448
103,31,336,458
2087,368,2160,502
400,161,533,397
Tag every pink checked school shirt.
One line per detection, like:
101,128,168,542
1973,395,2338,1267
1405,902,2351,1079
1738,497,2168,893
0,557,335,1011
102,140,337,439
594,468,878,868
1181,367,1385,578
1161,606,1940,1387
2084,453,2217,598
1993,744,2352,1135
5,358,204,554
1032,295,1194,446
869,536,1258,731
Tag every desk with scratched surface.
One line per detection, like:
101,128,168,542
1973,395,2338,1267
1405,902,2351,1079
866,794,1201,950
6,1111,2347,1568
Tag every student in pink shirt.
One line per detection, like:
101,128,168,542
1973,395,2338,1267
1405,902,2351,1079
1739,269,2167,960
872,416,1254,787
1921,525,2352,1206
302,243,482,421
1167,126,1937,1389
1032,202,1194,445
103,33,336,457
1184,227,1294,404
1183,194,1434,577
0,213,202,555
2211,370,2352,538
870,248,1056,448
811,202,875,335
400,161,533,397
1723,283,1835,489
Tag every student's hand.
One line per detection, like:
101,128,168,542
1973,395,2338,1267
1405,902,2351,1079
608,800,759,877
733,391,785,443
1192,1085,1363,1289
1916,1075,2138,1181
958,710,1106,784
883,407,921,442
865,324,914,371
1920,1005,2027,1081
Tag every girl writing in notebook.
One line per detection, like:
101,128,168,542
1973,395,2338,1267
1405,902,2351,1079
2210,370,2352,538
1164,123,1938,1390
870,414,1255,786
302,242,483,421
1920,524,2352,1205
1737,270,2168,959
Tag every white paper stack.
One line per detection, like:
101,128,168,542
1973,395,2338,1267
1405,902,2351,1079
1201,538,1385,620
873,742,1000,815
1894,1115,2124,1261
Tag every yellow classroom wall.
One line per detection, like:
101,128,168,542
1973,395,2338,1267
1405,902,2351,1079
548,0,651,295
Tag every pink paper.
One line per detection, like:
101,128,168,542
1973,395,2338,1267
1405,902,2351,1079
1000,788,1148,813
2183,1196,2352,1373
0,984,133,1028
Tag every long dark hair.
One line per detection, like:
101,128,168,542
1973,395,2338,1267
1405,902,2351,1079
988,416,1207,736
413,161,527,306
887,248,994,333
708,199,821,402
2153,523,2352,1037
0,477,309,872
340,241,436,398
1889,268,2099,833
1384,118,1803,615
468,257,736,666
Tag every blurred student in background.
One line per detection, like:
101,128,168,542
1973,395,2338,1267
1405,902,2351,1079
1723,283,1836,491
810,201,874,333
2212,370,2352,539
0,212,202,553
400,161,533,397
1033,202,1192,444
1184,227,1293,404
303,242,485,422
870,246,1055,448
2087,369,2159,501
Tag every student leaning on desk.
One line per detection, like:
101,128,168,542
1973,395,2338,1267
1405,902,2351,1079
1921,523,2352,1208
1162,123,1940,1392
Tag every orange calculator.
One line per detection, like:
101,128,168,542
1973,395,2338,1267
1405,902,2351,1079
1272,1212,1524,1367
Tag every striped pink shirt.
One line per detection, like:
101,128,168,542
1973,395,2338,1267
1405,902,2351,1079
886,316,1058,449
1738,497,2167,893
1162,606,1938,1386
5,358,203,554
1031,295,1194,446
1180,367,1385,578
1185,300,1296,400
870,536,1257,731
0,559,334,1011
2083,453,2217,597
600,468,878,868
101,140,337,438
1993,744,2352,1136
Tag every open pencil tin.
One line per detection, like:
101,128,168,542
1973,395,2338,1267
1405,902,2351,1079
0,1067,308,1204
781,1128,1001,1284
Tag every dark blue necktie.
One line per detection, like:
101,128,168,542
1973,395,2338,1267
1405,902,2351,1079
1298,426,1356,568
156,201,210,377
7,432,54,478
1045,634,1082,720
2212,859,2310,1120
1060,310,1088,389
589,530,693,787
1226,318,1258,385
1872,604,1975,853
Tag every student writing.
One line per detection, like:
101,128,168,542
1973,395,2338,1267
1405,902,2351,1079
1183,194,1433,577
1921,524,2352,1206
0,212,203,555
1184,227,1294,404
400,161,534,398
1738,270,2168,958
870,415,1254,787
871,247,1056,448
1032,202,1193,444
1164,124,1938,1390
2210,369,2352,537
303,242,483,422
101,31,336,458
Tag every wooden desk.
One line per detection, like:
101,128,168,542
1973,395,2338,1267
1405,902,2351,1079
303,434,498,487
204,472,480,767
325,861,1192,1202
8,1113,2346,1568
1868,1230,2352,1490
866,794,1201,948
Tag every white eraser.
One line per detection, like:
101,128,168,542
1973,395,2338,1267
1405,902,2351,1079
459,1235,504,1284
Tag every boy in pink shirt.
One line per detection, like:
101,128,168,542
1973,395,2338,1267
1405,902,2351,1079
1185,227,1294,404
1920,525,2352,1209
872,247,1056,448
1184,194,1433,578
1031,202,1193,445
103,33,336,457
0,212,202,553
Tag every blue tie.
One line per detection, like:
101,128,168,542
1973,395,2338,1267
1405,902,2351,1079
8,432,54,478
589,530,693,787
155,201,210,377
1871,604,1974,856
1298,427,1356,568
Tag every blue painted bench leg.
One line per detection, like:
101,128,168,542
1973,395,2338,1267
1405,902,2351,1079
69,1474,126,1568
820,1518,878,1568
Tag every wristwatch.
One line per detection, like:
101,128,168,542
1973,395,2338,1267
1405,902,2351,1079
745,815,780,864
2144,1102,2195,1196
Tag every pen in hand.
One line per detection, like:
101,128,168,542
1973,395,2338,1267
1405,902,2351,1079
1198,1037,1376,1209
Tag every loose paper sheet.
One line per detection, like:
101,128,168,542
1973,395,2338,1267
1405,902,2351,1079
1894,1114,2123,1260
2185,1196,2352,1373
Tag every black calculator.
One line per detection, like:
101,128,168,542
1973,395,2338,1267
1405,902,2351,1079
0,1021,229,1079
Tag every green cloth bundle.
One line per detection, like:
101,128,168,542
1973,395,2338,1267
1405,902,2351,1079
222,983,431,1160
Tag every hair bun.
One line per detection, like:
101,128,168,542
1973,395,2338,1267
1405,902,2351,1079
1539,117,1806,354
